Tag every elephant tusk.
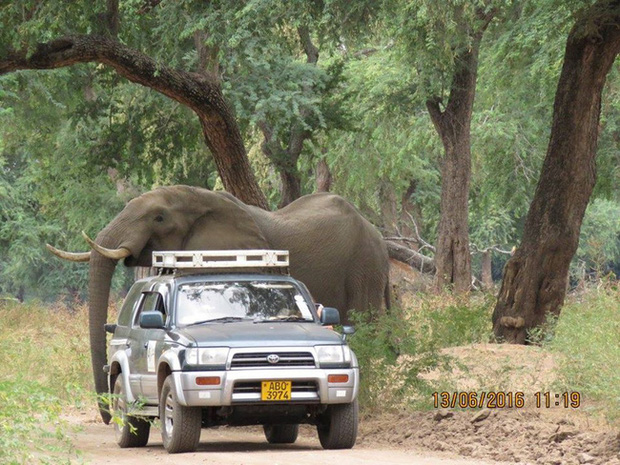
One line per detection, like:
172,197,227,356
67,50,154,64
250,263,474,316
46,244,91,262
81,231,132,260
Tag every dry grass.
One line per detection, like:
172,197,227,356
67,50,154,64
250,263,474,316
0,299,120,464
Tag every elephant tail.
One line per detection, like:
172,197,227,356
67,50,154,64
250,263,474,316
384,279,391,311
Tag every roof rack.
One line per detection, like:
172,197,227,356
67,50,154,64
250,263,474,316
152,250,289,270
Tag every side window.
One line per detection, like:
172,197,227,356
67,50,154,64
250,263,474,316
132,292,166,327
117,284,145,327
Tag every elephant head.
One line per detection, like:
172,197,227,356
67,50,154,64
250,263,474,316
47,186,269,423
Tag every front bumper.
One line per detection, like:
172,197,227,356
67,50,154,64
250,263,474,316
172,367,359,407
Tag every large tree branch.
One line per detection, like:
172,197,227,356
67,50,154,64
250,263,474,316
297,25,319,65
444,7,496,120
287,25,319,157
1,35,223,112
425,97,445,136
0,34,268,208
1,35,223,114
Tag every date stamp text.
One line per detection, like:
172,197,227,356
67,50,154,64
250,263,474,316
432,391,581,409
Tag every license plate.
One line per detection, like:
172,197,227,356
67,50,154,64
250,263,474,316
261,380,292,401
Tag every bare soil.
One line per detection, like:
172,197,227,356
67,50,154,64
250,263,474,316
361,409,619,465
62,404,619,465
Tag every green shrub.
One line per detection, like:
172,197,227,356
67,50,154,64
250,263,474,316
549,285,620,422
348,293,494,412
0,380,81,464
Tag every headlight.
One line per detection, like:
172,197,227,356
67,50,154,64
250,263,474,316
185,347,229,366
315,345,347,366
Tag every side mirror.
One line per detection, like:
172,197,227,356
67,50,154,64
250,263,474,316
341,325,355,341
320,307,340,326
140,311,165,329
104,323,117,334
342,326,355,335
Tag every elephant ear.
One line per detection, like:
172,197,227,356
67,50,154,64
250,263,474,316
182,192,271,250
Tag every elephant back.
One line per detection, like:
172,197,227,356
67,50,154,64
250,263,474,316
251,193,389,318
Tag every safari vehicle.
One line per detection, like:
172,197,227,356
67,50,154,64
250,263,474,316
105,250,359,454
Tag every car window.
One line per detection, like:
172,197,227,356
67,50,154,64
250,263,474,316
133,291,166,327
117,283,146,327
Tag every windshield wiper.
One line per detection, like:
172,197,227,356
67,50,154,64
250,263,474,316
187,316,248,326
254,316,314,323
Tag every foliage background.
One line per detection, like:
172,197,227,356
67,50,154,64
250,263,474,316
0,0,618,301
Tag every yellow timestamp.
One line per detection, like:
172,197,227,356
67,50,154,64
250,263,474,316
432,391,581,409
534,391,581,408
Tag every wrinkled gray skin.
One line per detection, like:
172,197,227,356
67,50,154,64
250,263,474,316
77,186,389,423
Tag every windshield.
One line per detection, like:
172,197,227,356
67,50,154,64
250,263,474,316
175,281,315,326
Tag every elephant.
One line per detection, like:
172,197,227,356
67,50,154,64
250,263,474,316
48,185,390,423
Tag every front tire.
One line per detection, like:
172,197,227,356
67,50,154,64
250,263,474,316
317,400,358,449
160,375,202,453
263,424,299,444
111,376,150,448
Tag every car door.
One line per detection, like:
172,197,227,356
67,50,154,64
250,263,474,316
135,288,168,403
127,291,161,398
109,281,145,370
126,293,146,398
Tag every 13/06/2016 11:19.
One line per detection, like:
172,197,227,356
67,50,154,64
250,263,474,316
432,391,581,409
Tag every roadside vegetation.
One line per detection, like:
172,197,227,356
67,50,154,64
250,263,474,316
349,293,494,411
348,284,620,426
549,283,620,423
0,300,111,464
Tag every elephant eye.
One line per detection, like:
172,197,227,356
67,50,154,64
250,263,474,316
154,215,164,223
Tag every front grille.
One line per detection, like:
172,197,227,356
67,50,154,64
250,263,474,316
230,351,315,368
233,380,318,395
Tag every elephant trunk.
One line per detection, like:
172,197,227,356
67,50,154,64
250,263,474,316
88,230,120,424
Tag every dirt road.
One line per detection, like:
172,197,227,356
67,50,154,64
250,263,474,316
67,420,504,465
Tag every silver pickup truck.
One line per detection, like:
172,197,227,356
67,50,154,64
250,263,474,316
105,250,359,453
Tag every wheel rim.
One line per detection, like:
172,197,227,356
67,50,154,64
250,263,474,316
164,392,174,437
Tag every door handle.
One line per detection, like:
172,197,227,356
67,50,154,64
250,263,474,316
144,342,149,349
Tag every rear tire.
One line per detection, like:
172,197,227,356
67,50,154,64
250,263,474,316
111,376,150,448
160,375,202,453
317,400,358,449
263,424,299,444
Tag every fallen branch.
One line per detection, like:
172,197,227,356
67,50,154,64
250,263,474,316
385,240,436,274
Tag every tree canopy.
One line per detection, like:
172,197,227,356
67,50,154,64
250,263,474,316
0,0,618,310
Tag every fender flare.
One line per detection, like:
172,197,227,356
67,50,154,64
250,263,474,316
157,350,188,406
108,350,136,404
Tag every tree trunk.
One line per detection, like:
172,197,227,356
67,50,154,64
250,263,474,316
481,251,493,290
424,8,495,292
492,0,620,343
400,180,422,242
316,158,332,192
380,181,399,236
426,51,478,291
432,133,472,292
424,8,497,292
279,169,302,206
0,35,268,209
